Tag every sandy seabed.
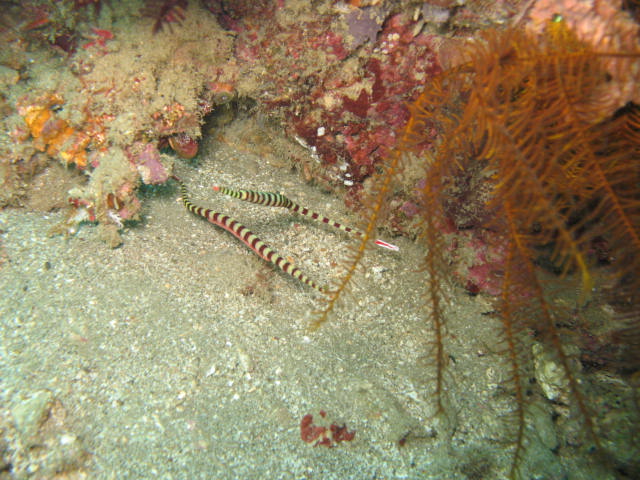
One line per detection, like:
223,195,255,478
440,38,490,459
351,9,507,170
1,125,614,479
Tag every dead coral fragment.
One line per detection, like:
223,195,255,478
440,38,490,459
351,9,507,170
300,411,355,447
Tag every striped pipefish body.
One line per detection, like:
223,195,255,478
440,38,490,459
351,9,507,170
173,176,326,293
214,186,362,237
213,185,399,251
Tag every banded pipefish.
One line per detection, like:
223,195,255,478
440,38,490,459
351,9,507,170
173,175,398,293
212,185,399,252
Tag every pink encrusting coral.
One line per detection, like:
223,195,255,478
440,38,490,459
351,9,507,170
231,7,441,192
288,12,441,185
128,143,171,185
526,0,640,118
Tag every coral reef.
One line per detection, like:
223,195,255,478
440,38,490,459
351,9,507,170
1,0,233,245
0,0,524,244
231,4,444,193
1,390,92,477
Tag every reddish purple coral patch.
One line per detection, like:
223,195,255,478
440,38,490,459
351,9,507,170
129,142,170,185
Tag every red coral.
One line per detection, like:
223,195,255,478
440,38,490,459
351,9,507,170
299,412,356,447
342,89,371,118
300,414,328,445
450,230,511,297
330,423,356,443
168,133,198,159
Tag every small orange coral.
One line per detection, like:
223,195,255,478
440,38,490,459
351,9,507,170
17,94,89,169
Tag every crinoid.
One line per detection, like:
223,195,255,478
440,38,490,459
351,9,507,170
318,19,640,478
